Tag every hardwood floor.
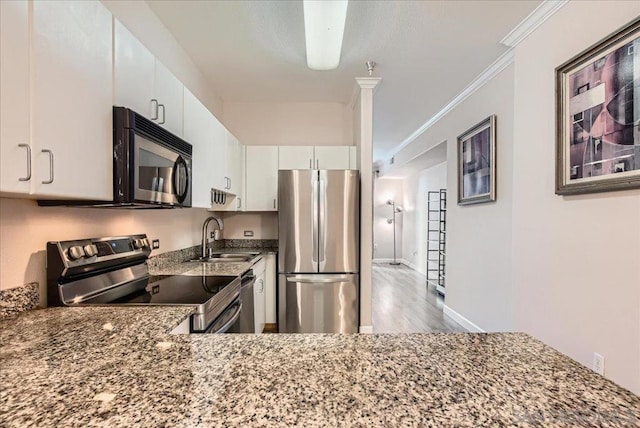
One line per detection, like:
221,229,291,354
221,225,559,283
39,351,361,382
372,263,466,333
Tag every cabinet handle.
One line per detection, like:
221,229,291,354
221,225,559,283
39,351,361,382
237,197,241,209
158,104,166,124
18,144,31,182
228,177,231,190
41,149,54,184
309,159,312,169
316,159,319,169
273,199,276,209
211,189,214,204
150,99,159,120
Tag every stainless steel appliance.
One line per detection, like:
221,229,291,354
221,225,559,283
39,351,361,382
39,107,192,208
46,234,251,333
278,170,359,333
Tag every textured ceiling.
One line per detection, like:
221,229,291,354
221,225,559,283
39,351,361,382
147,0,540,160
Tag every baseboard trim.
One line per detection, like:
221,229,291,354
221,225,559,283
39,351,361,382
443,305,485,333
373,258,412,266
359,325,373,334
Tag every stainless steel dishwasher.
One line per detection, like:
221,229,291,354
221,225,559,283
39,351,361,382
226,269,255,333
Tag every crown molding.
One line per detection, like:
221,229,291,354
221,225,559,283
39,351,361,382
383,49,514,162
355,77,382,91
500,0,568,47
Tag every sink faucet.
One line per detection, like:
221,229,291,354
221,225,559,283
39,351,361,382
202,216,223,258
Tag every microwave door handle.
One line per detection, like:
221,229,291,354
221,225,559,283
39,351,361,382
172,155,189,204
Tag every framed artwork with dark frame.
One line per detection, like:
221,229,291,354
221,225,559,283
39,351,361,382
457,115,496,205
556,18,640,195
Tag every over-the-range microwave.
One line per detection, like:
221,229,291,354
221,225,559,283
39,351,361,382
39,107,192,208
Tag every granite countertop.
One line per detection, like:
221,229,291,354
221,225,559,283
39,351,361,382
149,246,277,277
1,307,639,427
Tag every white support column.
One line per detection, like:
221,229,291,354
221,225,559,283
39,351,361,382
354,77,381,333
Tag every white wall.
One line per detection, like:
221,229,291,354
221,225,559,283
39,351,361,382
373,178,404,261
511,1,640,394
222,102,353,146
101,0,223,117
402,162,447,274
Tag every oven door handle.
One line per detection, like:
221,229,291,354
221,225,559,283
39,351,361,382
211,302,242,333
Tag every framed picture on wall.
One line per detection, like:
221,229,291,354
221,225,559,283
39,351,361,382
457,115,496,205
555,18,640,195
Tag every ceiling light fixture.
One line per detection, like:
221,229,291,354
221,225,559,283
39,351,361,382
303,0,348,71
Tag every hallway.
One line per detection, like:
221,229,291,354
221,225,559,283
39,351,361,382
372,264,466,333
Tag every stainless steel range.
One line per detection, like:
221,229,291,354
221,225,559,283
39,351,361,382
46,234,247,333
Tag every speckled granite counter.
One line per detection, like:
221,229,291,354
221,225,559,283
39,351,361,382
1,307,639,427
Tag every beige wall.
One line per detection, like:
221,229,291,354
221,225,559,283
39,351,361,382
222,102,353,146
220,212,278,239
511,1,640,394
402,162,447,274
101,0,223,117
373,178,404,261
0,198,212,304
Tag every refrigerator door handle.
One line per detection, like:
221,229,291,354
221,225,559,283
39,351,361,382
318,178,326,267
286,275,352,283
312,177,319,267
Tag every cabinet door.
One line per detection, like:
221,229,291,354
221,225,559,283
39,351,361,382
254,273,266,334
349,146,358,170
225,131,241,195
245,146,278,211
0,0,31,196
155,60,183,137
314,146,350,169
278,146,314,170
184,88,214,208
114,20,156,120
32,0,113,200
264,254,277,324
210,116,227,192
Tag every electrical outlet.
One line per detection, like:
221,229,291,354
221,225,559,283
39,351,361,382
592,353,605,375
244,230,254,237
152,239,160,250
210,231,215,239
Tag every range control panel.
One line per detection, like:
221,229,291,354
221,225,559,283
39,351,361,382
54,234,151,266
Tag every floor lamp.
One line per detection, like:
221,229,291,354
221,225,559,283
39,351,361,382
386,200,403,266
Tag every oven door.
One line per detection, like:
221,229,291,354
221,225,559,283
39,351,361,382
204,299,243,333
133,134,191,206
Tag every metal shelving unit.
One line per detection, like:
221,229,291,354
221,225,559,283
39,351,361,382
426,189,446,295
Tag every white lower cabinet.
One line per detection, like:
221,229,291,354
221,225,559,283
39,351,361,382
253,258,267,334
264,254,277,324
245,146,278,211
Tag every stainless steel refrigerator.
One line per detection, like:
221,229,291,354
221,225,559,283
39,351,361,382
278,170,359,333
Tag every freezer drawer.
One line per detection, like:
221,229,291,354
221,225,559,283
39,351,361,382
278,273,358,333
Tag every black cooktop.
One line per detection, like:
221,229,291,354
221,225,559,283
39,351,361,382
83,275,238,305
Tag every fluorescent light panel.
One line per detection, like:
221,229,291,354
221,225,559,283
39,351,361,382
303,0,348,71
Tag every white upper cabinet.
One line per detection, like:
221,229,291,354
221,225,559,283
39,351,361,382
184,88,215,208
114,21,155,120
224,131,242,196
114,20,183,137
0,0,31,196
154,60,184,137
278,146,315,170
210,115,227,192
314,146,350,169
31,0,113,200
245,146,278,211
277,145,356,170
